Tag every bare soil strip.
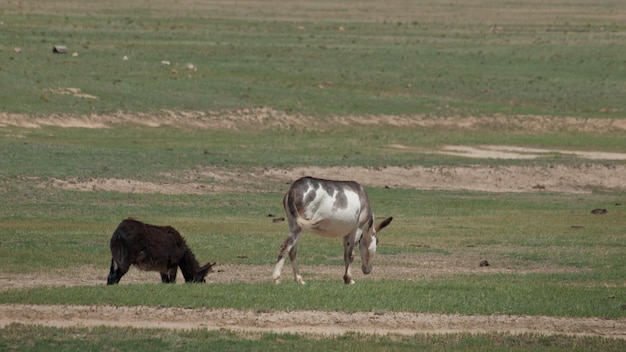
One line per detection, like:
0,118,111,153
1,304,625,339
2,110,626,133
266,164,626,194
42,163,626,195
433,145,626,161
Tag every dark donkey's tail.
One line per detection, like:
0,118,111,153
107,227,130,285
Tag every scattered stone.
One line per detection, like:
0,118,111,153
591,208,607,215
479,260,490,267
52,45,67,54
490,25,503,33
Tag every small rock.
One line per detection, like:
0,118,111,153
52,45,67,54
479,260,490,267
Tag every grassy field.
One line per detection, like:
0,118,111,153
1,0,625,117
3,323,626,352
1,0,626,350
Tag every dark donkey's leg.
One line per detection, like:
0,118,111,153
160,267,177,283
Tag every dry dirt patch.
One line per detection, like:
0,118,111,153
265,164,626,194
2,110,626,132
427,145,626,161
44,163,626,195
2,304,625,339
47,87,99,100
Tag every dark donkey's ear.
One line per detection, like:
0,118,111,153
375,217,393,233
195,262,216,282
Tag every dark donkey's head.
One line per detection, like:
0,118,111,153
178,248,216,283
107,219,216,285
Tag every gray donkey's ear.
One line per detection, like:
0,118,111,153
376,217,393,232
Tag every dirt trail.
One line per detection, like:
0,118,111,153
2,110,626,133
1,304,626,339
43,163,626,195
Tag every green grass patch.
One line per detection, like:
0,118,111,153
1,0,625,117
2,324,625,352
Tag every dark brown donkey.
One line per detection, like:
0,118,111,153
107,219,215,285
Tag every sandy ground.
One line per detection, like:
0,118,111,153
2,304,626,339
2,111,626,338
2,109,626,133
42,162,626,195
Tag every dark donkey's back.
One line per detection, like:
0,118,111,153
107,219,215,285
